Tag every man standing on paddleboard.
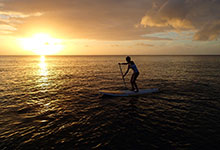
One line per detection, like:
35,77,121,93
119,56,139,92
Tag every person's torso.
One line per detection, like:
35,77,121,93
129,61,139,73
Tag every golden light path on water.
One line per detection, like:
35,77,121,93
36,55,52,116
38,55,49,89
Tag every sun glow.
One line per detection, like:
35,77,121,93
20,33,63,55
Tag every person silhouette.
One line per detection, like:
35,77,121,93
119,56,139,92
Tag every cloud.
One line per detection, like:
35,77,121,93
135,43,154,47
0,0,154,40
1,0,220,41
0,24,16,34
140,0,220,41
141,35,172,41
194,21,220,41
111,44,120,47
0,10,43,35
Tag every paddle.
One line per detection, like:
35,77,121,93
118,63,127,89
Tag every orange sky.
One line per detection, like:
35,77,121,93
0,0,220,55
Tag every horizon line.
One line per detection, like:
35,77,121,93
0,54,220,56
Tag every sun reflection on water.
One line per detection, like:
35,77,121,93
38,55,49,87
39,56,47,76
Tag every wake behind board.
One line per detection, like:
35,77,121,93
100,88,158,97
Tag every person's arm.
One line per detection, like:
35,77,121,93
123,65,130,77
118,63,128,65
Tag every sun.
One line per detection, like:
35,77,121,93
20,33,63,55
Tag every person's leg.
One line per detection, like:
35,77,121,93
130,74,135,91
133,73,139,92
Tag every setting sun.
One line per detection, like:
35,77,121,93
19,33,63,55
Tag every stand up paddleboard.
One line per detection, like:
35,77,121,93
100,88,158,97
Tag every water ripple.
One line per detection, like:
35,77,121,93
0,56,220,149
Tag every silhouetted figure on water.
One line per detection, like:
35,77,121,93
119,56,139,92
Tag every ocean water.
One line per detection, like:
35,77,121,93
0,55,220,150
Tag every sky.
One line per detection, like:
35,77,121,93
0,0,220,55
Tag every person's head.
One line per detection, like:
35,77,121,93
126,56,131,63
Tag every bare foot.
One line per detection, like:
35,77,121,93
134,89,139,92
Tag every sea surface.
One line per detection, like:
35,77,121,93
0,55,220,150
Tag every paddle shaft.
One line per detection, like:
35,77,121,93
118,64,126,88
